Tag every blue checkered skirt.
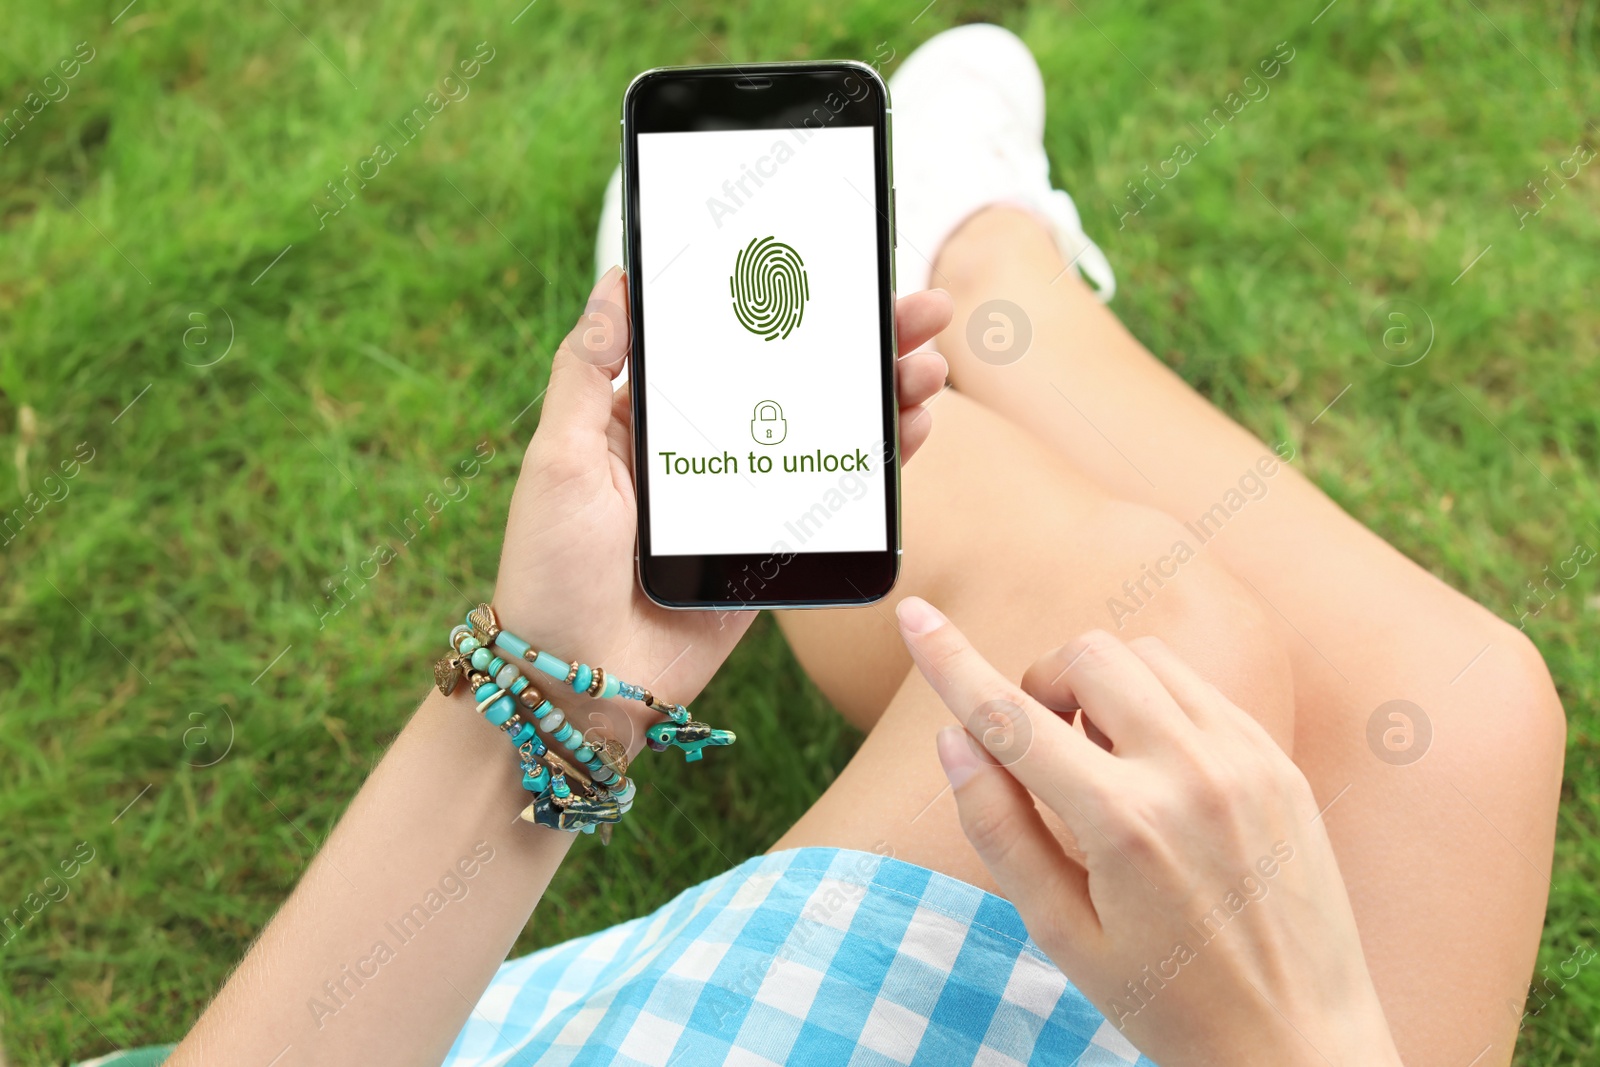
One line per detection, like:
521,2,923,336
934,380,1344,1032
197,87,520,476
442,847,1156,1066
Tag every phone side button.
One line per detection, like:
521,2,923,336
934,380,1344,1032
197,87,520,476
890,186,897,248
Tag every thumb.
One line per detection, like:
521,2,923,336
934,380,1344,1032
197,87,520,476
539,265,630,444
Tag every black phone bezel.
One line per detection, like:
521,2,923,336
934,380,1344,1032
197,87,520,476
621,61,899,610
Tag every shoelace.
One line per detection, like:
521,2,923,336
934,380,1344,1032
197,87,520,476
1043,187,1117,303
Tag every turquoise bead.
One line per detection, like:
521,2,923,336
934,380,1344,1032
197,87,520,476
486,696,515,726
488,656,506,675
523,766,550,793
574,745,595,763
471,647,492,671
459,635,481,654
534,651,570,681
510,722,537,746
614,779,636,804
600,673,622,699
573,664,592,693
553,723,575,743
495,631,531,659
474,683,499,703
530,700,553,720
510,676,529,694
551,775,571,798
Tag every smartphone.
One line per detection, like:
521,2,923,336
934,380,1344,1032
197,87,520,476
621,61,899,610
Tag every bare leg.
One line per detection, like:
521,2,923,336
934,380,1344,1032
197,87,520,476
780,208,1564,1066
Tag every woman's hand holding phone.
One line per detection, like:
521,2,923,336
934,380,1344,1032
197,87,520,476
894,598,1405,1067
491,267,951,746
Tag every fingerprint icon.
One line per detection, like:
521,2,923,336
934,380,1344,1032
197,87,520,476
730,236,809,340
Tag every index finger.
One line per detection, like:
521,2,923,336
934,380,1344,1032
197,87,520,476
895,597,1112,810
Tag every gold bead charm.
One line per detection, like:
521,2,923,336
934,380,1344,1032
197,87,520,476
433,654,465,696
595,738,630,779
467,603,501,645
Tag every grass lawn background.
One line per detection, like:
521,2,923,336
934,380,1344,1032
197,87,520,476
0,0,1595,1062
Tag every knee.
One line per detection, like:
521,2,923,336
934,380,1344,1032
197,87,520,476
1077,501,1296,750
1504,625,1566,736
1462,621,1567,783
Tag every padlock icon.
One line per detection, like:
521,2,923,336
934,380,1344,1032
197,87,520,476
750,400,787,445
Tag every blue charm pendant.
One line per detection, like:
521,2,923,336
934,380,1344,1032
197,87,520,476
520,790,623,831
646,719,737,762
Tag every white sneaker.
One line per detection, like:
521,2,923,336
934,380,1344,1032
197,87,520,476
888,23,1114,301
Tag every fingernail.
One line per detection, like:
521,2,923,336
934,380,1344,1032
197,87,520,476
937,726,982,790
896,596,946,635
591,264,622,300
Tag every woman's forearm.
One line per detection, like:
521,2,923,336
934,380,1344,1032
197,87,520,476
169,687,575,1067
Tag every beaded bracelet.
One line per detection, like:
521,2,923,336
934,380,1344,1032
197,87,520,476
433,604,735,840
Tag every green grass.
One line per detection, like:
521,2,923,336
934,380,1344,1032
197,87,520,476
0,0,1595,1062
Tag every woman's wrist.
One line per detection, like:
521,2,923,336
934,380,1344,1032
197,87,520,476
433,599,735,836
1257,989,1401,1067
409,684,567,829
1325,1006,1404,1067
434,605,638,833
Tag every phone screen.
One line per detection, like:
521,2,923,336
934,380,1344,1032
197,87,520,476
624,65,899,608
637,126,886,555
